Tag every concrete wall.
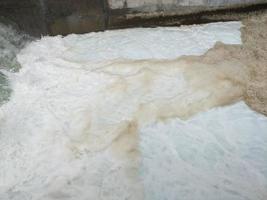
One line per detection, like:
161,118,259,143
108,0,267,30
0,0,266,36
108,0,267,15
109,0,265,9
109,0,264,9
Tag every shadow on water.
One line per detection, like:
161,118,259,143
0,18,32,105
0,72,11,104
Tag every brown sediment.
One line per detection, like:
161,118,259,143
130,56,248,121
201,11,267,116
167,11,267,117
241,12,267,116
111,121,139,161
108,121,144,200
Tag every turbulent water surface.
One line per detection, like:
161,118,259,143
0,22,266,200
0,23,31,104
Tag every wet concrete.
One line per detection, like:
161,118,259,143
45,0,107,35
0,0,48,36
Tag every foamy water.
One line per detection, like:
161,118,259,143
0,22,266,200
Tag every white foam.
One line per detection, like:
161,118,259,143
141,102,267,200
0,22,266,200
18,22,242,65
